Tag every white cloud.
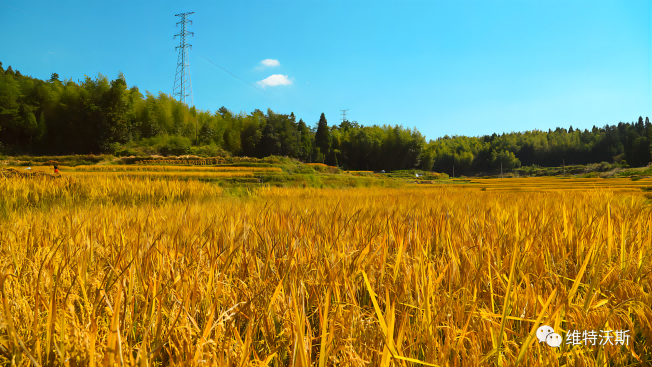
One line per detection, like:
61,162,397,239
255,59,280,70
261,59,280,67
48,51,55,54
257,74,293,88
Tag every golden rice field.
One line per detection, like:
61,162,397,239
0,174,650,367
464,178,652,195
63,171,256,179
1,165,269,181
61,165,282,173
0,175,224,210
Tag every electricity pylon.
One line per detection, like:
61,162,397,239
340,109,349,123
173,12,194,106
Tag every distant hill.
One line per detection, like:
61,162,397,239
1,61,650,174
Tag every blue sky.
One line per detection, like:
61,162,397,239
2,0,650,141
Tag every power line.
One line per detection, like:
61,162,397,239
199,55,270,96
173,12,195,106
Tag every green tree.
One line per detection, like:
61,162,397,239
278,112,300,157
0,73,21,151
314,147,324,165
102,74,130,148
314,113,331,163
491,150,521,171
240,111,263,156
223,129,241,155
328,128,341,166
297,118,312,161
260,117,281,157
649,121,652,164
160,135,191,156
21,104,38,150
218,106,232,119
138,95,160,138
419,149,435,171
36,111,47,142
3,61,652,169
198,120,214,145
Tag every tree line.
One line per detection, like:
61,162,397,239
1,62,650,173
423,119,651,176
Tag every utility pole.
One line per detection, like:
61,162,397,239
563,159,565,176
501,162,503,179
340,109,349,123
173,12,195,107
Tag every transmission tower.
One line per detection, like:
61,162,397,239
340,109,349,123
173,12,194,106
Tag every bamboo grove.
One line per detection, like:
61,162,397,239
1,63,651,173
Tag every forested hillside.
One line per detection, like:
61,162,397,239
424,120,652,176
1,62,650,173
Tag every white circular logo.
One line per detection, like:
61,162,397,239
546,333,563,348
536,325,555,343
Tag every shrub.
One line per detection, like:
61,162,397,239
600,161,611,171
115,147,137,157
158,136,192,156
424,172,449,180
190,144,229,158
289,165,315,174
105,142,121,155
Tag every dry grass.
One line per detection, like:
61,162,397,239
0,177,650,366
0,167,60,179
63,165,282,173
349,171,376,176
461,177,652,196
0,175,224,211
306,164,339,174
62,171,256,180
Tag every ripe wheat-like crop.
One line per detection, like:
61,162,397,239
63,171,257,180
0,177,650,366
63,165,282,173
